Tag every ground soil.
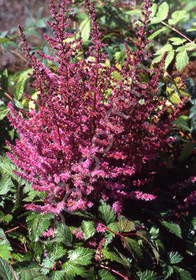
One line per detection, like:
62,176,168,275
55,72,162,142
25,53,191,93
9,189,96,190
0,0,50,72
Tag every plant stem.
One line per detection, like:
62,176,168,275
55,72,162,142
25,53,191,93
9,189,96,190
100,264,129,280
5,226,19,234
101,223,137,237
161,20,194,43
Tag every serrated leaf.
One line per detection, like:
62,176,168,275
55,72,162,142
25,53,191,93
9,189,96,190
62,262,86,277
103,223,117,246
156,2,169,21
168,10,186,25
136,230,160,263
27,212,54,242
67,247,94,266
49,244,66,261
53,224,72,247
41,258,54,275
149,226,159,239
102,249,129,267
116,215,135,233
0,172,13,195
139,270,160,280
122,237,143,262
19,269,47,280
169,251,183,264
162,263,174,279
98,200,116,225
0,257,16,280
98,269,116,280
0,156,27,186
81,221,96,240
183,42,196,51
0,240,12,262
169,37,186,46
174,266,194,280
179,142,195,162
0,228,6,240
165,50,175,70
162,221,182,238
176,50,189,72
50,270,65,280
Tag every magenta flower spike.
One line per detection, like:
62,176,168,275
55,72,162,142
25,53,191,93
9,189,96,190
7,0,180,216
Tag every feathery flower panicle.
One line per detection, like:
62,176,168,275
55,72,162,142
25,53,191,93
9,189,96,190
7,0,180,215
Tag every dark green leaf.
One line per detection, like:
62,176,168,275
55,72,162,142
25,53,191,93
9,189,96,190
139,270,160,280
98,200,116,225
49,270,65,280
174,116,190,132
149,226,159,239
67,247,94,266
27,212,54,242
98,269,116,280
0,241,12,262
162,263,174,279
179,142,195,162
102,248,130,267
0,106,9,120
0,172,13,195
62,262,86,277
48,244,66,261
168,251,183,264
174,266,194,280
40,258,54,275
116,215,135,233
53,224,72,247
0,257,16,280
122,237,143,262
19,269,48,280
81,221,96,240
162,221,182,238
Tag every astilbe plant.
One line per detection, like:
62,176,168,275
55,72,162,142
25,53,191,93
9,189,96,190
7,0,181,216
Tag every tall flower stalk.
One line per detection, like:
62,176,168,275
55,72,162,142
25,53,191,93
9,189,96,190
7,0,180,215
